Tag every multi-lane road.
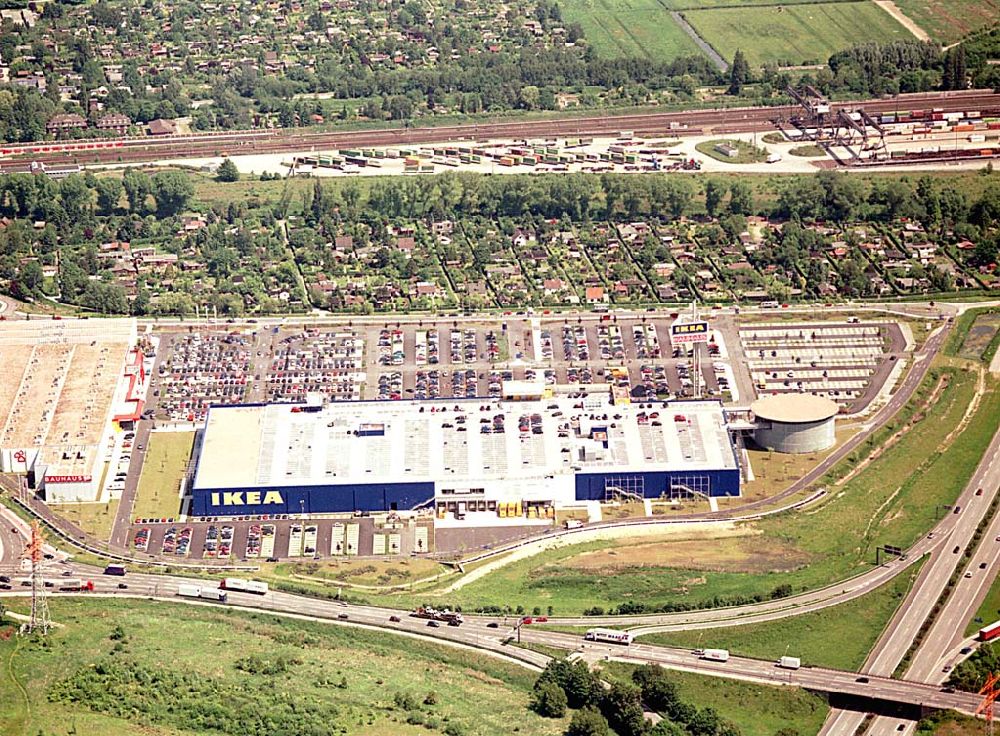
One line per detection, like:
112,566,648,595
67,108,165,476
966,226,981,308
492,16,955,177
0,565,984,717
820,420,1000,735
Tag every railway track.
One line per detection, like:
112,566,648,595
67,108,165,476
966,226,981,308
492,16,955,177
2,89,996,172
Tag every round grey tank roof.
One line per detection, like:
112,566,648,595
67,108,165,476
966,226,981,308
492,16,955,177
750,394,839,423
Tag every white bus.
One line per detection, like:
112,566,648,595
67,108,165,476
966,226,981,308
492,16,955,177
584,628,634,645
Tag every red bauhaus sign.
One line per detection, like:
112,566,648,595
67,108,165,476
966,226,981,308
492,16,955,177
46,475,92,484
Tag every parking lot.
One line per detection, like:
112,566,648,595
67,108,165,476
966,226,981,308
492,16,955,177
151,332,253,423
740,320,905,412
118,313,864,556
128,515,437,558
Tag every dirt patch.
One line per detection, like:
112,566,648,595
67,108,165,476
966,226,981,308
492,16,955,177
959,314,1000,361
559,535,811,574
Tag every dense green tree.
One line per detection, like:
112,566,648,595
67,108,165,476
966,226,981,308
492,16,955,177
728,50,749,95
216,158,240,182
122,169,152,214
704,179,725,218
566,706,610,736
531,680,568,718
728,181,753,216
95,177,123,215
81,281,128,314
151,171,194,216
601,681,647,736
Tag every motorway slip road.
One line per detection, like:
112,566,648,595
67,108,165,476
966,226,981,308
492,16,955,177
820,424,1000,736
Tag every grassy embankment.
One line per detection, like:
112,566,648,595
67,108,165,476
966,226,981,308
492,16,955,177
637,559,924,670
0,598,563,736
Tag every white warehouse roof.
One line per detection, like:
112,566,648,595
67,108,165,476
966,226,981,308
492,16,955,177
193,397,737,491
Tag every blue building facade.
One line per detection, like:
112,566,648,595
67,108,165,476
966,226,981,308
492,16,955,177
573,468,740,502
190,481,435,517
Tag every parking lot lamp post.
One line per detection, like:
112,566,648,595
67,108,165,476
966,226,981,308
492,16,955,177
299,500,305,518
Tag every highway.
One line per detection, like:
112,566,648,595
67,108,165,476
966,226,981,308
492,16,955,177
819,421,1000,736
0,568,984,717
856,425,1000,736
0,89,996,171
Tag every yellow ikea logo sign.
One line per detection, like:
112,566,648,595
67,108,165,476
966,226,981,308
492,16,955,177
671,322,708,335
210,491,285,506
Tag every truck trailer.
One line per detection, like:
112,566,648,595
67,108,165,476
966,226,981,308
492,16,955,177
778,656,801,670
177,584,228,603
219,578,269,595
700,649,730,662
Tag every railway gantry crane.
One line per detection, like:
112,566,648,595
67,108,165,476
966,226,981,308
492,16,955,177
976,673,1000,736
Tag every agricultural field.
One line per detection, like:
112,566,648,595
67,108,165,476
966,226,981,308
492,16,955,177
665,0,847,6
892,0,1000,44
638,567,920,670
684,1,914,66
557,0,702,60
0,598,564,736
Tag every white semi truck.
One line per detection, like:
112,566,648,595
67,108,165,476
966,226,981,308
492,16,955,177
697,648,730,662
177,584,228,602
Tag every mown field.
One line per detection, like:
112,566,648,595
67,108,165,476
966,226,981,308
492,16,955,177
684,1,913,66
891,0,1000,44
0,598,563,736
638,564,921,670
557,0,702,60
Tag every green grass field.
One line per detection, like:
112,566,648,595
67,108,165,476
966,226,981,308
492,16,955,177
0,598,563,736
602,662,830,735
684,2,913,66
132,431,194,520
665,0,853,6
559,0,702,60
638,563,921,670
48,499,120,541
695,139,770,163
892,0,1000,44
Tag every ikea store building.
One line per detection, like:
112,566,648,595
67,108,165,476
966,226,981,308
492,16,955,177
189,396,741,521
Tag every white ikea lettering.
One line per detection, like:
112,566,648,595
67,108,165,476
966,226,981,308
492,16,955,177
210,490,285,506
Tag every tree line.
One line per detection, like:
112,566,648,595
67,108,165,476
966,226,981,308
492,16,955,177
531,660,745,736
